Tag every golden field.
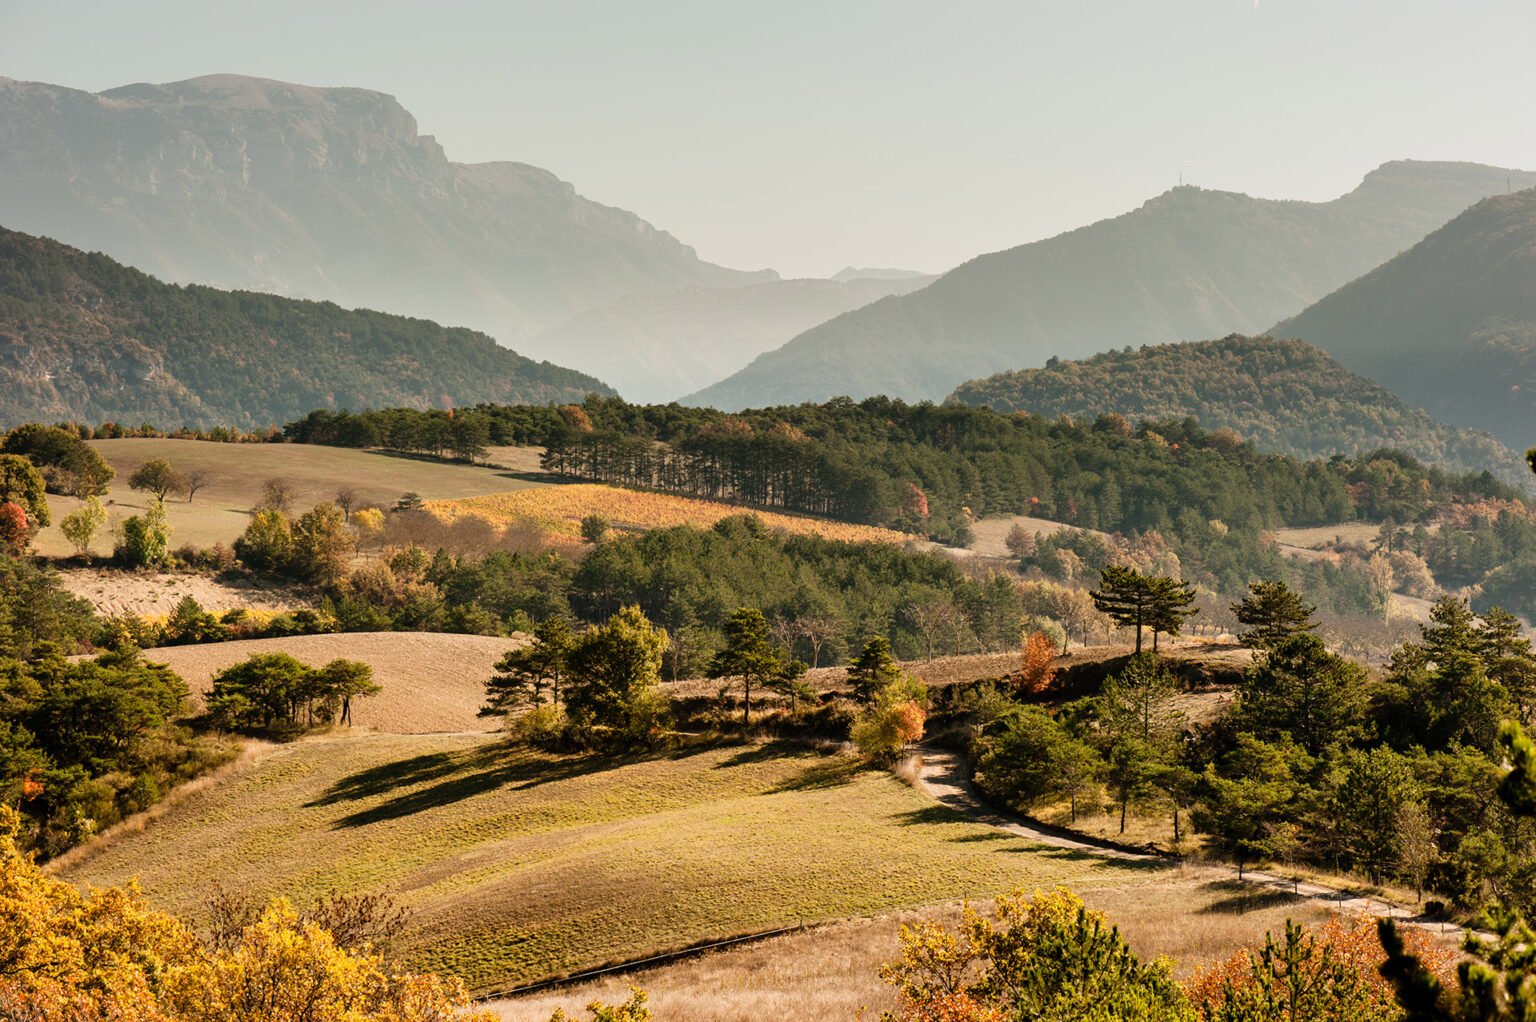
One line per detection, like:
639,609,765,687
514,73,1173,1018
427,484,914,545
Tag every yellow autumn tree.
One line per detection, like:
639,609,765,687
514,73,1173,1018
0,807,495,1022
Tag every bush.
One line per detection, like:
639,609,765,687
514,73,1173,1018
114,501,171,568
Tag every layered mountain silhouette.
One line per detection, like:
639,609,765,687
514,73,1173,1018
0,225,609,430
0,74,773,356
949,335,1527,486
1275,188,1536,449
529,274,935,403
688,161,1536,410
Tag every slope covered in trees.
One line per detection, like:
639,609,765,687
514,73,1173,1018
0,225,611,430
1275,187,1536,448
948,335,1528,486
688,161,1536,409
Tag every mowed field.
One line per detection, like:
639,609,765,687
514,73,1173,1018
145,632,523,733
33,439,550,556
429,484,913,545
492,871,1335,1022
54,733,1161,993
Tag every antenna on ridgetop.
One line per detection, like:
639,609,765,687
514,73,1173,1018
1179,170,1183,187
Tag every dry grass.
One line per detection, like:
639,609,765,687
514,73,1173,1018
965,514,1108,558
487,867,1343,1022
1271,522,1381,550
33,438,550,556
58,734,1161,994
429,484,913,546
144,631,524,733
53,566,314,618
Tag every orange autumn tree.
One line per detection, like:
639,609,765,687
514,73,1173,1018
0,807,496,1022
1186,915,1455,1022
1018,630,1058,695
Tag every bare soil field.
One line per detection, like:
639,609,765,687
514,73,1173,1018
145,631,523,733
54,567,314,618
489,869,1336,1022
58,734,1156,994
33,439,551,556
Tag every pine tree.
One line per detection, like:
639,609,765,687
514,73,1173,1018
1146,575,1199,652
847,636,903,704
1231,580,1318,649
1091,565,1155,653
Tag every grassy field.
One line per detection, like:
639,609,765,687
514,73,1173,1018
55,734,1162,993
491,870,1337,1022
34,439,550,556
145,632,523,733
429,484,913,546
965,514,1105,557
1271,522,1381,550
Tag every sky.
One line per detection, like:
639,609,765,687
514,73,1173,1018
4,0,1536,278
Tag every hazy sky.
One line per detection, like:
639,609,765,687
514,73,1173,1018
4,1,1535,278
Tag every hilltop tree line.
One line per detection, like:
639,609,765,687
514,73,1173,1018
281,396,1519,548
948,334,1530,486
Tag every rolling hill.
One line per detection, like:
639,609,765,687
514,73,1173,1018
1274,188,1536,449
687,161,1536,409
526,274,935,403
0,225,610,429
0,74,772,353
56,734,1145,992
948,335,1528,486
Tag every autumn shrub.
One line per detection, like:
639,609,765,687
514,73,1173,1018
1186,916,1455,1022
1018,630,1058,694
0,806,496,1021
852,681,928,762
879,888,1191,1022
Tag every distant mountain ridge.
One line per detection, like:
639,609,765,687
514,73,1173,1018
1274,188,1536,449
688,161,1536,410
947,335,1528,487
530,274,936,403
0,225,610,430
0,74,774,358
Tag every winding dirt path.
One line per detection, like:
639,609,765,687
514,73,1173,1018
916,748,1466,940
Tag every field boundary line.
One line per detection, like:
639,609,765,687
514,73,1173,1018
478,923,804,1001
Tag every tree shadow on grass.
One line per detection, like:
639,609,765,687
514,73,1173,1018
1197,878,1306,915
768,755,863,793
307,742,607,828
891,805,1172,872
714,740,804,769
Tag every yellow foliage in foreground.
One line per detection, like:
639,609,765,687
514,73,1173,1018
428,484,912,545
0,807,494,1022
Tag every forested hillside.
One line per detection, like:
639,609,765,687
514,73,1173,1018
689,161,1536,408
1276,188,1536,448
284,397,1522,611
947,335,1528,486
0,226,610,430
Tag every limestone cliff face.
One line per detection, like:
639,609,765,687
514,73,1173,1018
0,74,772,347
